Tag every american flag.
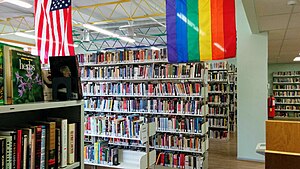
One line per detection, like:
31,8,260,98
34,0,75,64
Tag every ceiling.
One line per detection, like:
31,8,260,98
0,0,299,63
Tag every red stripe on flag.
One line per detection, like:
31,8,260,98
223,0,236,58
37,6,44,58
49,12,56,57
63,8,68,56
67,7,75,55
211,0,225,60
45,16,50,64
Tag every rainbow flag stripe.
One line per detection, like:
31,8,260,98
166,0,236,62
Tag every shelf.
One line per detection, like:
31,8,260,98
83,94,203,98
156,130,205,136
84,109,206,117
154,147,204,154
275,109,300,112
276,103,300,105
59,162,80,169
273,82,300,85
208,91,227,94
207,114,228,118
209,126,228,129
208,80,228,83
274,96,300,98
81,77,204,83
273,116,300,121
273,89,300,91
84,162,123,168
79,60,168,67
84,133,140,141
108,143,147,148
208,69,228,71
0,100,83,114
208,103,228,106
273,75,300,78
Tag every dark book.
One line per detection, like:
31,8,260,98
0,138,6,169
0,44,3,105
49,56,82,100
55,129,61,169
34,126,42,169
3,47,43,104
0,131,17,169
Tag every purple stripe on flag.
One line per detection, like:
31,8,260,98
166,0,178,63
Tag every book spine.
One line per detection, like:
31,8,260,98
0,139,5,169
30,131,35,169
35,126,42,169
40,126,46,169
16,130,22,169
22,135,27,169
67,123,75,164
61,120,68,167
48,122,56,169
55,129,61,169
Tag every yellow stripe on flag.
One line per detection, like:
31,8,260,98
199,0,212,61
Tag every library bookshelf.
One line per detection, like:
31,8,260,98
273,71,300,118
207,61,232,140
78,49,209,169
0,100,84,169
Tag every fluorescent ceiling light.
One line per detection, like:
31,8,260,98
293,55,300,61
15,32,35,39
151,46,160,50
2,0,32,8
83,24,135,43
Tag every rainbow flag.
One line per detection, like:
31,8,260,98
166,0,236,63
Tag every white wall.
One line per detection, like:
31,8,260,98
236,0,268,162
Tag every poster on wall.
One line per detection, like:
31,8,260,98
166,0,237,63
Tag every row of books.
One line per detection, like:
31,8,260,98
82,82,205,97
274,91,300,97
276,98,300,104
209,130,228,139
208,118,228,128
208,95,228,103
84,114,143,138
208,84,227,92
80,63,205,80
77,48,168,64
152,134,206,152
208,107,228,116
207,61,228,70
275,105,300,111
156,152,203,169
276,112,300,117
156,117,206,133
273,71,300,76
229,84,235,92
0,118,76,169
273,85,300,90
84,140,119,166
84,98,207,115
273,78,300,83
208,72,228,81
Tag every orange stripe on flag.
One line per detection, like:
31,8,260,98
211,0,225,60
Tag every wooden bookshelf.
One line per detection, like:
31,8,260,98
79,49,209,169
0,101,84,169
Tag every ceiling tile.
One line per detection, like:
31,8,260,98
285,28,300,39
280,39,300,53
258,14,290,31
254,0,292,16
268,30,285,40
288,13,300,28
294,5,300,13
268,39,282,56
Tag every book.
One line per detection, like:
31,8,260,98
0,44,3,105
3,47,43,104
41,67,52,101
40,126,46,169
0,135,11,169
22,135,27,169
0,138,5,169
49,56,82,100
55,129,61,169
34,125,42,169
0,131,17,169
47,118,67,167
67,123,75,164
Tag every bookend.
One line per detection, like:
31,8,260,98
52,77,72,101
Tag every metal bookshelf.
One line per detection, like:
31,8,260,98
207,61,231,140
272,71,300,118
80,52,209,169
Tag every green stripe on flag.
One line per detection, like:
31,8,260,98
187,0,200,62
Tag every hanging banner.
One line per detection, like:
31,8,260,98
166,0,236,63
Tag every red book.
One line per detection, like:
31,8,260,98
179,154,185,168
16,129,22,169
160,153,165,166
173,154,178,168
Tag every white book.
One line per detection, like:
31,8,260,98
67,123,76,164
23,135,28,169
40,127,46,169
48,118,68,167
185,156,190,169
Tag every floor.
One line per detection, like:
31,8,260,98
208,133,265,169
85,133,265,169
